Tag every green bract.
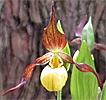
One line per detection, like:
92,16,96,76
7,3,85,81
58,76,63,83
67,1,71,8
57,20,71,71
71,40,98,100
82,17,95,51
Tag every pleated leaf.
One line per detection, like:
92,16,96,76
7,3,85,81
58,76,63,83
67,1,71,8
71,40,98,100
82,17,95,51
57,20,71,71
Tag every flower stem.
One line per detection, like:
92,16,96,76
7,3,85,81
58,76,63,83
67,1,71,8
57,90,62,100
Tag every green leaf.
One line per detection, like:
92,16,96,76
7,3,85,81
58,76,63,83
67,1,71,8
57,20,64,34
71,40,98,100
82,17,95,51
57,20,71,71
101,81,106,100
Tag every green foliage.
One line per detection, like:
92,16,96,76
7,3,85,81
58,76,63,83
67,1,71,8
57,20,64,34
82,17,95,51
71,40,98,100
57,20,71,71
101,81,106,100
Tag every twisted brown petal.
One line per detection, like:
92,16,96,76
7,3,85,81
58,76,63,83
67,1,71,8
71,38,81,45
94,43,106,51
58,52,74,64
74,63,103,90
35,52,53,65
3,64,36,96
43,6,67,52
58,52,103,90
3,52,53,96
3,78,26,96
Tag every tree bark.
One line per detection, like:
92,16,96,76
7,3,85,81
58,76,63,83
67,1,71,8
0,0,106,100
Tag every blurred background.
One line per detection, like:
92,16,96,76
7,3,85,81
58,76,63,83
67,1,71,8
0,0,106,100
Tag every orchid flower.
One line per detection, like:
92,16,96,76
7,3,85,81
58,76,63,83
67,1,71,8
3,6,103,96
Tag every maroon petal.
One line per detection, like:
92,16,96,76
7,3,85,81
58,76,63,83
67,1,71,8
23,64,36,81
74,63,103,90
3,64,36,96
94,43,106,51
58,52,74,64
3,79,26,96
75,15,87,37
24,52,53,81
71,38,81,45
58,52,103,90
3,52,53,96
35,52,53,65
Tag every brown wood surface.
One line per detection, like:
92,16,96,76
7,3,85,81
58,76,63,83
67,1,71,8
0,0,106,100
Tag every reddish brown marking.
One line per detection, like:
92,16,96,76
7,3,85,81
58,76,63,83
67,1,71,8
43,6,67,52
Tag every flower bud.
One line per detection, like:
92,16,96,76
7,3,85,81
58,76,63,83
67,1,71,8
40,66,68,91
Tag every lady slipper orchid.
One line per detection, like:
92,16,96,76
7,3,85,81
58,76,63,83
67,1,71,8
3,6,103,96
